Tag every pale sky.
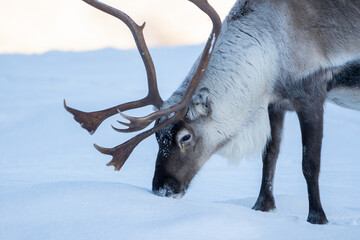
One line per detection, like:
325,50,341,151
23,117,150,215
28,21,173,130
1,0,235,54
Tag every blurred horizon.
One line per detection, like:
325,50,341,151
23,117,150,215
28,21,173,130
1,0,235,54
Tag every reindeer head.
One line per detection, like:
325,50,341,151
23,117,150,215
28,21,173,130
152,87,215,197
64,0,221,198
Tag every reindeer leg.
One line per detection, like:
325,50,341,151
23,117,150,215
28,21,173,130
253,104,285,212
296,103,328,224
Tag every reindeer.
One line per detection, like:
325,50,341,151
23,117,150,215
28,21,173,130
64,0,360,224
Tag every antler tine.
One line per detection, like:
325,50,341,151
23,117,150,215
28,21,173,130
94,114,175,171
96,0,222,170
111,0,222,133
64,0,163,134
64,97,149,134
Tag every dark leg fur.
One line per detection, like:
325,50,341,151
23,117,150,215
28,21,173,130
296,105,328,224
253,105,285,212
258,63,360,223
291,71,329,224
268,69,332,224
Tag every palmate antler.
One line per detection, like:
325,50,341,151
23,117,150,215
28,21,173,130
65,0,222,171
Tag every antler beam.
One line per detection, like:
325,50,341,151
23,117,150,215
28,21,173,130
113,0,221,133
64,0,163,134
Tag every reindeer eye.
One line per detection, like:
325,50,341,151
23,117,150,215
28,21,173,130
177,130,192,148
181,134,191,142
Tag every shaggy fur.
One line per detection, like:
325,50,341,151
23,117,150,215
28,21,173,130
153,0,360,225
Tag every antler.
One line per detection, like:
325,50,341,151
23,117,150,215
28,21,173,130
67,0,222,171
64,0,163,134
113,0,221,133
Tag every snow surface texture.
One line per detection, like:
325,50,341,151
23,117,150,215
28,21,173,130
1,47,360,239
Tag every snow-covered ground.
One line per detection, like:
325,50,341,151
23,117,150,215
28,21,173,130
1,47,359,239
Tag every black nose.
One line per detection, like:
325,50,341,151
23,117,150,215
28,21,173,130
152,175,184,198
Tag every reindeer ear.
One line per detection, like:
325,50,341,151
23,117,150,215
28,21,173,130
187,87,211,120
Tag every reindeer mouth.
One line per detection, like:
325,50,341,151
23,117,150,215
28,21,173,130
152,177,186,199
153,187,185,199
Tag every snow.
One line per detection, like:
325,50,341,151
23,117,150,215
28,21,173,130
1,47,360,239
